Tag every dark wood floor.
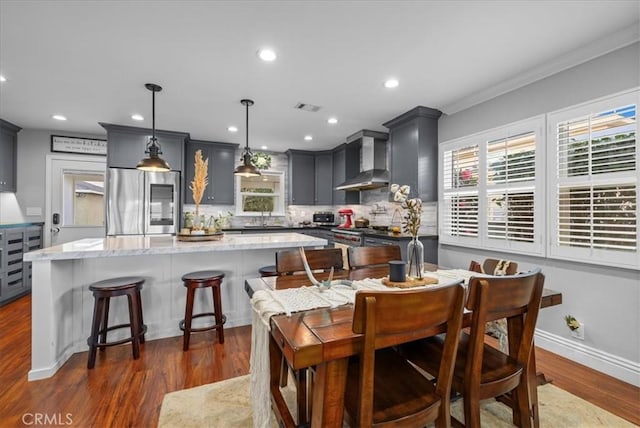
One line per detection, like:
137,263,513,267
0,294,638,427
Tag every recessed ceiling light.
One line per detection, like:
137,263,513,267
257,48,277,62
261,145,268,150
131,114,144,121
327,117,338,125
384,78,399,88
228,126,238,132
304,135,313,141
52,114,67,121
0,75,6,82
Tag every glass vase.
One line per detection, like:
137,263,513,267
407,237,424,279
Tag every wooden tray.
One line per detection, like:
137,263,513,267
176,232,224,242
381,276,438,288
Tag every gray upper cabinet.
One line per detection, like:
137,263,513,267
287,150,315,205
332,142,360,205
383,106,442,202
185,140,238,205
314,151,333,205
0,119,21,193
100,123,187,171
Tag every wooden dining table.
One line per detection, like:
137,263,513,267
244,264,563,428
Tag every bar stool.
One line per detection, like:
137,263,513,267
87,276,146,369
179,270,226,351
259,265,277,277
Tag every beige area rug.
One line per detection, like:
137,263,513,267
158,375,635,427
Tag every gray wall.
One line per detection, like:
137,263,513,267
15,128,106,223
438,42,640,384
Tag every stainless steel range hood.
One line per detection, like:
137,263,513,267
335,131,389,191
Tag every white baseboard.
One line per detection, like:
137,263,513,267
535,329,640,387
28,347,75,381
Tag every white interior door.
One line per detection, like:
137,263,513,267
45,154,106,247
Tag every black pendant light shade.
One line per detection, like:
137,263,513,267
234,99,261,177
136,83,171,172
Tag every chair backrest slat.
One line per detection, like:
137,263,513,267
275,248,343,275
347,245,402,270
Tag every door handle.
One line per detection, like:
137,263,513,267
51,227,60,234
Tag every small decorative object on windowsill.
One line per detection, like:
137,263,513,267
564,315,581,331
391,183,423,279
189,149,209,230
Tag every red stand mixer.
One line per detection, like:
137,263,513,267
337,208,354,229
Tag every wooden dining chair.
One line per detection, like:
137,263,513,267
344,282,466,428
400,268,545,428
274,247,346,425
347,245,402,270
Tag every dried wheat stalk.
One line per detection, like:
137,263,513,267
189,149,208,221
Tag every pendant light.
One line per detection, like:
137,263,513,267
234,99,261,177
136,83,171,172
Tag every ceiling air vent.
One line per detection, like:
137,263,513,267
294,102,321,112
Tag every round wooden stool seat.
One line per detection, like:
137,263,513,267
259,265,278,277
87,276,146,369
180,270,226,351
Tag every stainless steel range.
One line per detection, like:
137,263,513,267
332,228,364,247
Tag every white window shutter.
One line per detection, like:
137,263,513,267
548,90,639,269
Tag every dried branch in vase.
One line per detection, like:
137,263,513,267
189,149,208,228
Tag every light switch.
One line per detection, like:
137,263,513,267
26,207,42,216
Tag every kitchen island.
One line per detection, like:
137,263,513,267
23,233,326,380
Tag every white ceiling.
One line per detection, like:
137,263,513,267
1,1,639,153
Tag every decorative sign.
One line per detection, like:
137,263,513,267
51,135,107,155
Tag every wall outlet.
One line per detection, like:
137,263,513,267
571,324,585,340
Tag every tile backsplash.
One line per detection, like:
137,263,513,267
183,186,437,234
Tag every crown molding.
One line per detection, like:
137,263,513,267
441,23,640,115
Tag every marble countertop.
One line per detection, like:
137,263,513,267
23,233,326,262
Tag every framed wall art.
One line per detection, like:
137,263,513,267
51,135,107,156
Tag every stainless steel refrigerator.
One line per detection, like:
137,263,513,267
106,168,180,236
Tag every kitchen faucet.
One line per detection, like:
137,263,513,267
261,211,271,227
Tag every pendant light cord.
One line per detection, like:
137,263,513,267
152,87,156,142
245,100,250,154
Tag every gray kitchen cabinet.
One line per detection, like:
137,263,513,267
363,234,438,264
100,123,188,171
185,140,238,205
383,106,442,202
287,150,315,205
0,224,42,305
332,143,360,205
0,119,21,193
314,151,334,205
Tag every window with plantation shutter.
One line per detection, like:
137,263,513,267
440,116,545,255
486,132,537,246
441,145,480,245
548,90,639,269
